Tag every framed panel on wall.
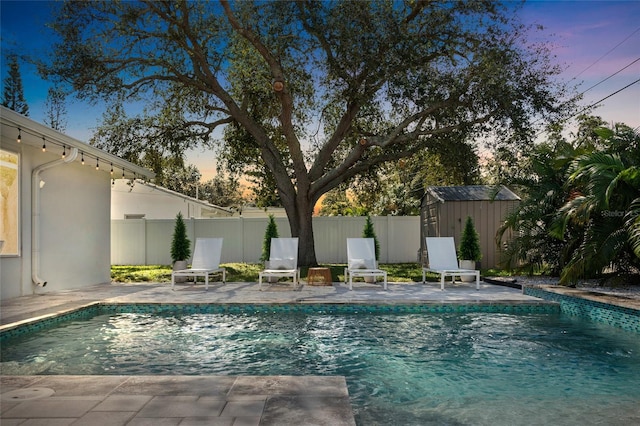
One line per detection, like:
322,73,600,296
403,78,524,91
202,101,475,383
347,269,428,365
0,149,19,255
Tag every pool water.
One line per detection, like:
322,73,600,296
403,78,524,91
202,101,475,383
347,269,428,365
2,311,640,425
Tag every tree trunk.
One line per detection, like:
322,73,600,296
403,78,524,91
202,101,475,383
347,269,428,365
295,211,318,267
283,189,318,267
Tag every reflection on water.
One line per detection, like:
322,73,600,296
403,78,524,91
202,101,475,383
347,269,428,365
2,312,640,425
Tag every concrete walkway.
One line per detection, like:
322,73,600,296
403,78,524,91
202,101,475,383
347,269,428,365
0,280,546,425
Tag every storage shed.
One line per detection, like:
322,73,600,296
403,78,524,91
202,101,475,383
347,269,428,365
420,185,520,269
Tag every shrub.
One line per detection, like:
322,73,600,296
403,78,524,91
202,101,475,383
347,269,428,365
261,214,279,262
459,216,481,261
170,212,191,263
362,215,380,260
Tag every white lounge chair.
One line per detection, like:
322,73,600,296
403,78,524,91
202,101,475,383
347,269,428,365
172,238,226,291
344,238,388,290
259,237,301,290
422,237,480,290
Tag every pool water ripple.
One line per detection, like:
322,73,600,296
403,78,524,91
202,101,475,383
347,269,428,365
2,311,640,425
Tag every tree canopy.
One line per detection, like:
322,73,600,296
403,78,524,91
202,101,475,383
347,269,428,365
42,0,572,265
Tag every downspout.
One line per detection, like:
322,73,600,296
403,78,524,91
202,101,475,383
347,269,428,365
32,148,78,288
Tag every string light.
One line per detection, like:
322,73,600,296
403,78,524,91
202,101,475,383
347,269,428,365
3,123,140,179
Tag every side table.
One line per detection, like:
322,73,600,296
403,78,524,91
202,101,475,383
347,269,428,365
307,267,333,286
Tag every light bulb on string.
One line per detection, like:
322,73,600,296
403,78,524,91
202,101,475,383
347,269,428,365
96,158,100,170
110,162,114,175
17,128,21,143
42,136,46,152
81,152,85,165
62,145,66,159
122,168,125,179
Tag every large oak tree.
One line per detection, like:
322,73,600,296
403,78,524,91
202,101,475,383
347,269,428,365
43,0,572,265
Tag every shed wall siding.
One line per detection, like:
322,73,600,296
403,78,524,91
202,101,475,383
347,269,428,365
421,195,519,269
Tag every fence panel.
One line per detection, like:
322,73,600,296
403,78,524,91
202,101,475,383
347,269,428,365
111,216,420,265
111,220,146,265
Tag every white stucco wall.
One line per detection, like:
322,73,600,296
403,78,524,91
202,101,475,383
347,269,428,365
0,140,112,299
1,106,153,300
39,161,112,292
111,179,231,219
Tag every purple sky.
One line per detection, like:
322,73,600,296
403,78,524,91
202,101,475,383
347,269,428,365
2,0,639,179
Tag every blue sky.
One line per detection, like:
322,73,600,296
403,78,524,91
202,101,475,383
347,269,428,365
1,0,639,179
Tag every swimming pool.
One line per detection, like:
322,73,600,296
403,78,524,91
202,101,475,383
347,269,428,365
2,307,640,425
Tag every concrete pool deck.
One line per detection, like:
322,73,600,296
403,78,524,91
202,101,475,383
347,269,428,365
0,279,581,425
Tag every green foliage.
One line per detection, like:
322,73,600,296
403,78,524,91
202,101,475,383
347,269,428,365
351,137,481,216
197,174,247,209
550,123,640,283
2,54,29,115
43,86,67,131
261,214,279,262
43,0,571,266
111,265,173,282
496,117,640,283
459,216,482,261
111,263,434,284
318,186,367,216
170,212,191,262
362,215,380,260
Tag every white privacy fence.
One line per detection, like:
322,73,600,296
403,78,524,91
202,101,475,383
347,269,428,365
111,216,420,265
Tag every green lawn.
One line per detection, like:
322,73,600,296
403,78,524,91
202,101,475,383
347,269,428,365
111,263,455,283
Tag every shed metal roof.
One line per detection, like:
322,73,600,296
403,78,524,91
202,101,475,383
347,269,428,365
425,185,520,202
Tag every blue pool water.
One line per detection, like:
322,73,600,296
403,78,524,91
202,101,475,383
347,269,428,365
2,311,640,425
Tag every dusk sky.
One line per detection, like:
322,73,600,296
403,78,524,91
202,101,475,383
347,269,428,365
1,0,639,180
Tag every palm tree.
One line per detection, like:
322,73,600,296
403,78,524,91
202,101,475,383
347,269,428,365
496,140,579,275
551,125,640,283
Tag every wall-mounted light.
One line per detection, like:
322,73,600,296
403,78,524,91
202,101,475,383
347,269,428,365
17,128,21,143
42,136,46,152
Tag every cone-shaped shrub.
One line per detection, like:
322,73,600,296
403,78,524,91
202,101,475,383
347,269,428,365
362,215,380,260
261,214,279,262
459,216,482,261
171,212,191,263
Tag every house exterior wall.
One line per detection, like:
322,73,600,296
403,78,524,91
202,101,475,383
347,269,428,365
0,140,111,300
420,196,519,269
111,179,201,219
111,179,231,219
